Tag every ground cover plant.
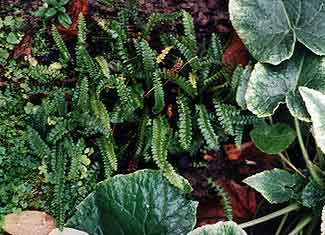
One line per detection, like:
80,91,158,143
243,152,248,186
1,0,325,234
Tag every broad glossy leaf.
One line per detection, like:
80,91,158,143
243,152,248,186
299,87,325,153
188,222,247,235
245,49,325,121
301,180,325,213
250,123,296,154
66,170,198,235
243,169,301,204
229,0,325,65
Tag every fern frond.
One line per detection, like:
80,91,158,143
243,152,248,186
170,74,197,97
181,10,196,57
157,46,173,64
142,12,180,39
207,33,223,64
170,36,199,72
77,13,87,46
203,67,231,87
230,66,245,93
27,126,51,158
65,138,85,181
151,117,191,192
135,115,150,157
51,25,70,63
97,136,117,179
176,95,192,151
214,102,241,136
137,39,157,73
188,72,198,89
54,144,66,229
152,70,165,114
76,77,89,112
76,46,100,81
112,75,136,111
90,94,112,138
209,179,233,221
47,119,70,144
196,104,219,150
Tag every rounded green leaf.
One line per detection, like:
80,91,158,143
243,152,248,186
250,123,296,154
245,49,325,121
45,8,57,18
188,222,247,235
58,13,72,28
66,170,198,235
243,169,301,204
230,0,325,65
6,32,19,44
299,87,325,154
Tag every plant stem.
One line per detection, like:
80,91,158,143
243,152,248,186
239,203,300,229
294,118,323,186
288,215,312,235
275,213,288,235
278,152,305,178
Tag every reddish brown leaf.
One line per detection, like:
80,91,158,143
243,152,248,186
56,0,88,36
223,34,249,66
224,142,255,161
197,179,256,226
13,34,32,60
218,179,256,219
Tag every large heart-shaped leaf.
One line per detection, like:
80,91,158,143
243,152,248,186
245,49,325,122
243,169,302,204
299,87,325,153
229,0,325,65
66,170,198,235
188,222,247,235
250,123,296,154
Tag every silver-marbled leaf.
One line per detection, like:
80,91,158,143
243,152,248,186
299,87,325,153
245,48,325,121
243,169,301,204
66,169,198,235
230,0,325,65
188,222,247,235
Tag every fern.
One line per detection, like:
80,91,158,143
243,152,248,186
77,13,87,46
27,126,51,158
181,10,196,58
47,119,70,144
54,144,66,229
97,136,117,179
51,25,70,63
76,77,89,112
209,179,233,221
142,12,180,39
207,33,223,63
169,74,197,97
65,139,85,181
203,67,231,87
112,75,136,112
157,46,173,64
196,104,219,150
90,94,112,138
135,115,150,157
176,94,192,151
151,117,191,192
152,70,165,114
214,101,261,147
111,22,134,74
137,39,157,73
